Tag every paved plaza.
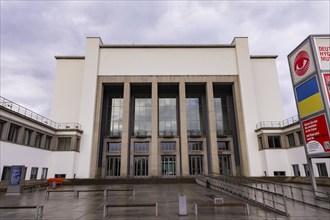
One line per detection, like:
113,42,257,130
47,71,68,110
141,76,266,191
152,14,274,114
0,183,329,219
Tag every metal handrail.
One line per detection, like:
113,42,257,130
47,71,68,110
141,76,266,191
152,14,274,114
0,96,81,130
196,174,289,216
222,174,330,211
256,115,299,129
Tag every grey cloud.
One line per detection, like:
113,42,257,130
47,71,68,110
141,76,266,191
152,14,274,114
1,1,329,119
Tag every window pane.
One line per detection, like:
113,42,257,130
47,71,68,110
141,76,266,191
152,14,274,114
134,156,149,176
217,141,229,151
268,136,282,148
106,157,121,176
30,167,38,180
188,141,203,151
161,142,176,151
214,97,230,134
108,142,121,152
8,124,20,142
108,98,123,136
159,98,177,136
58,137,71,151
186,98,202,135
162,156,176,175
287,133,296,147
189,156,203,175
292,164,300,176
317,163,328,177
23,129,33,146
134,142,149,152
134,98,152,136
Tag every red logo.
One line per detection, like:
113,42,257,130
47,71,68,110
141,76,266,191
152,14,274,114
294,50,310,76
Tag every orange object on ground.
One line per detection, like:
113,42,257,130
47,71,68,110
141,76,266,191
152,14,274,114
48,178,63,186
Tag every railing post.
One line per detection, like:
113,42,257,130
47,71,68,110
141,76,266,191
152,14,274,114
290,185,294,200
272,193,275,210
300,187,304,202
274,183,277,194
282,194,288,216
262,190,265,206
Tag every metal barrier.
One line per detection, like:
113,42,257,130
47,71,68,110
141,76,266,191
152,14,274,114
225,174,330,211
0,96,81,130
256,115,299,129
195,174,289,216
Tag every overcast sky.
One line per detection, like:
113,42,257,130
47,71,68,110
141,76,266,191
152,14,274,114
1,1,329,121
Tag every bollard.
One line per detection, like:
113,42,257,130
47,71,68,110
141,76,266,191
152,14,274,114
178,195,187,216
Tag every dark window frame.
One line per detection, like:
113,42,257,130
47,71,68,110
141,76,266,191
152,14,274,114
268,135,282,148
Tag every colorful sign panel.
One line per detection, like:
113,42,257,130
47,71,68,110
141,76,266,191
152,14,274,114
289,40,316,85
295,76,323,118
314,37,330,70
9,166,22,185
302,114,330,155
323,73,330,105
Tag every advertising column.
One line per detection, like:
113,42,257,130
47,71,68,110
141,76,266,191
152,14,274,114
288,35,330,194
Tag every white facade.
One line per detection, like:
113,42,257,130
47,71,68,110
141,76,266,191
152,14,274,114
1,37,329,181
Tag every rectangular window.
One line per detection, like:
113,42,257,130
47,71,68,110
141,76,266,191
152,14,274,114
189,155,203,175
54,174,66,178
7,124,20,142
274,171,286,176
287,133,296,147
161,142,176,151
23,128,33,146
217,141,229,151
317,163,328,177
292,164,301,176
297,131,304,145
34,132,43,148
162,156,176,175
108,98,123,136
303,164,311,177
134,98,151,136
30,167,38,180
134,156,149,176
75,137,80,151
57,137,71,151
134,142,149,152
219,155,231,175
41,168,48,180
186,98,202,136
45,136,52,150
106,157,121,177
0,120,6,140
107,142,121,152
1,166,11,181
22,167,27,180
214,96,230,134
159,98,177,136
258,136,264,149
268,136,282,148
188,141,203,151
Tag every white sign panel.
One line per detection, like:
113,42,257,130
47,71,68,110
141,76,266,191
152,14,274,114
314,37,330,71
289,40,316,85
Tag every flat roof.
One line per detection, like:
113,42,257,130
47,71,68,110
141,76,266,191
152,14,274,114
100,44,236,48
55,56,85,60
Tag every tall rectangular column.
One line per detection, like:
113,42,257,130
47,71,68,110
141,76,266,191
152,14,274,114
206,81,220,174
179,82,189,176
150,80,159,176
120,82,130,177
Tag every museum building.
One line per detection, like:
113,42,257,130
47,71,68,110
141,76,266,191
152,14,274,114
0,37,329,181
